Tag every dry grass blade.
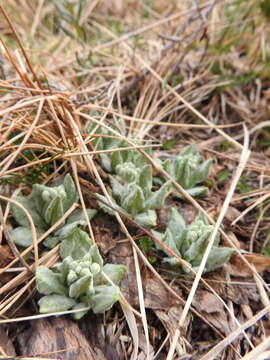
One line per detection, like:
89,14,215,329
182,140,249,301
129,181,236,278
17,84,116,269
166,125,251,359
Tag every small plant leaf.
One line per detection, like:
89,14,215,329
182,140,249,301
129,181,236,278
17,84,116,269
89,244,103,268
72,302,89,320
36,266,67,295
138,164,152,198
205,246,234,272
44,196,64,226
12,196,46,229
90,285,120,313
102,264,127,285
121,184,145,216
134,210,157,227
69,275,91,298
11,226,36,247
38,295,76,313
63,174,79,210
60,228,92,260
147,181,171,210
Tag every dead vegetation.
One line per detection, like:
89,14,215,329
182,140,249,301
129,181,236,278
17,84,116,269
1,0,270,359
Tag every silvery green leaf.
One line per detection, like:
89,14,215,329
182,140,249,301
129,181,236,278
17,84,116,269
66,208,97,224
153,229,181,259
60,228,92,260
184,232,210,265
63,174,79,210
44,196,64,226
38,295,76,313
147,181,171,210
163,256,181,266
102,264,127,285
97,194,127,217
194,211,208,224
167,208,186,242
55,222,86,238
121,184,145,216
186,186,208,197
11,226,35,247
58,256,73,283
12,196,46,229
138,164,152,198
134,210,157,227
89,244,103,267
36,266,67,295
43,236,60,249
205,246,234,272
116,162,137,183
110,177,124,199
196,159,212,184
100,153,112,172
90,285,120,313
111,150,123,172
72,302,89,320
69,275,91,298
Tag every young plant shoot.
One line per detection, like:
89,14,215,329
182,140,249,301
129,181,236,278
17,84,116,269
153,208,233,273
11,174,96,248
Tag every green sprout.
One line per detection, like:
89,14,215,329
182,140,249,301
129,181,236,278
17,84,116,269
36,228,127,318
11,174,96,248
97,162,171,227
87,120,152,173
160,144,212,197
152,208,233,273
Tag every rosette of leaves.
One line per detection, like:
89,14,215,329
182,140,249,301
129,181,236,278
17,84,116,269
97,162,171,227
11,174,96,248
88,121,152,173
160,144,212,197
152,208,233,273
36,228,127,318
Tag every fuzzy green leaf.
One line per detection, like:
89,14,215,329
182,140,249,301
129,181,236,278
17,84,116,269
205,246,234,272
89,244,103,268
63,174,79,210
36,266,67,295
11,226,35,248
147,181,171,210
66,208,97,224
44,196,64,226
90,285,120,313
12,196,46,229
138,164,152,198
69,275,91,298
134,210,157,227
121,183,145,215
38,295,76,313
60,228,92,260
72,302,89,320
102,264,127,285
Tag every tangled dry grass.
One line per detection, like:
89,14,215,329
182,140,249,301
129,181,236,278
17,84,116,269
1,0,270,359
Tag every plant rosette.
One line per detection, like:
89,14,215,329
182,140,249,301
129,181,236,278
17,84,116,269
36,228,127,319
152,208,233,274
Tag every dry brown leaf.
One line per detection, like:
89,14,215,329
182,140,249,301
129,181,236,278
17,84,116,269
192,290,232,335
228,254,270,277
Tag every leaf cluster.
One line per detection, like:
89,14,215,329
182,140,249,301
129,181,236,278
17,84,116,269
36,228,127,318
11,174,96,248
160,144,212,197
153,208,233,273
88,121,151,173
97,162,171,227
